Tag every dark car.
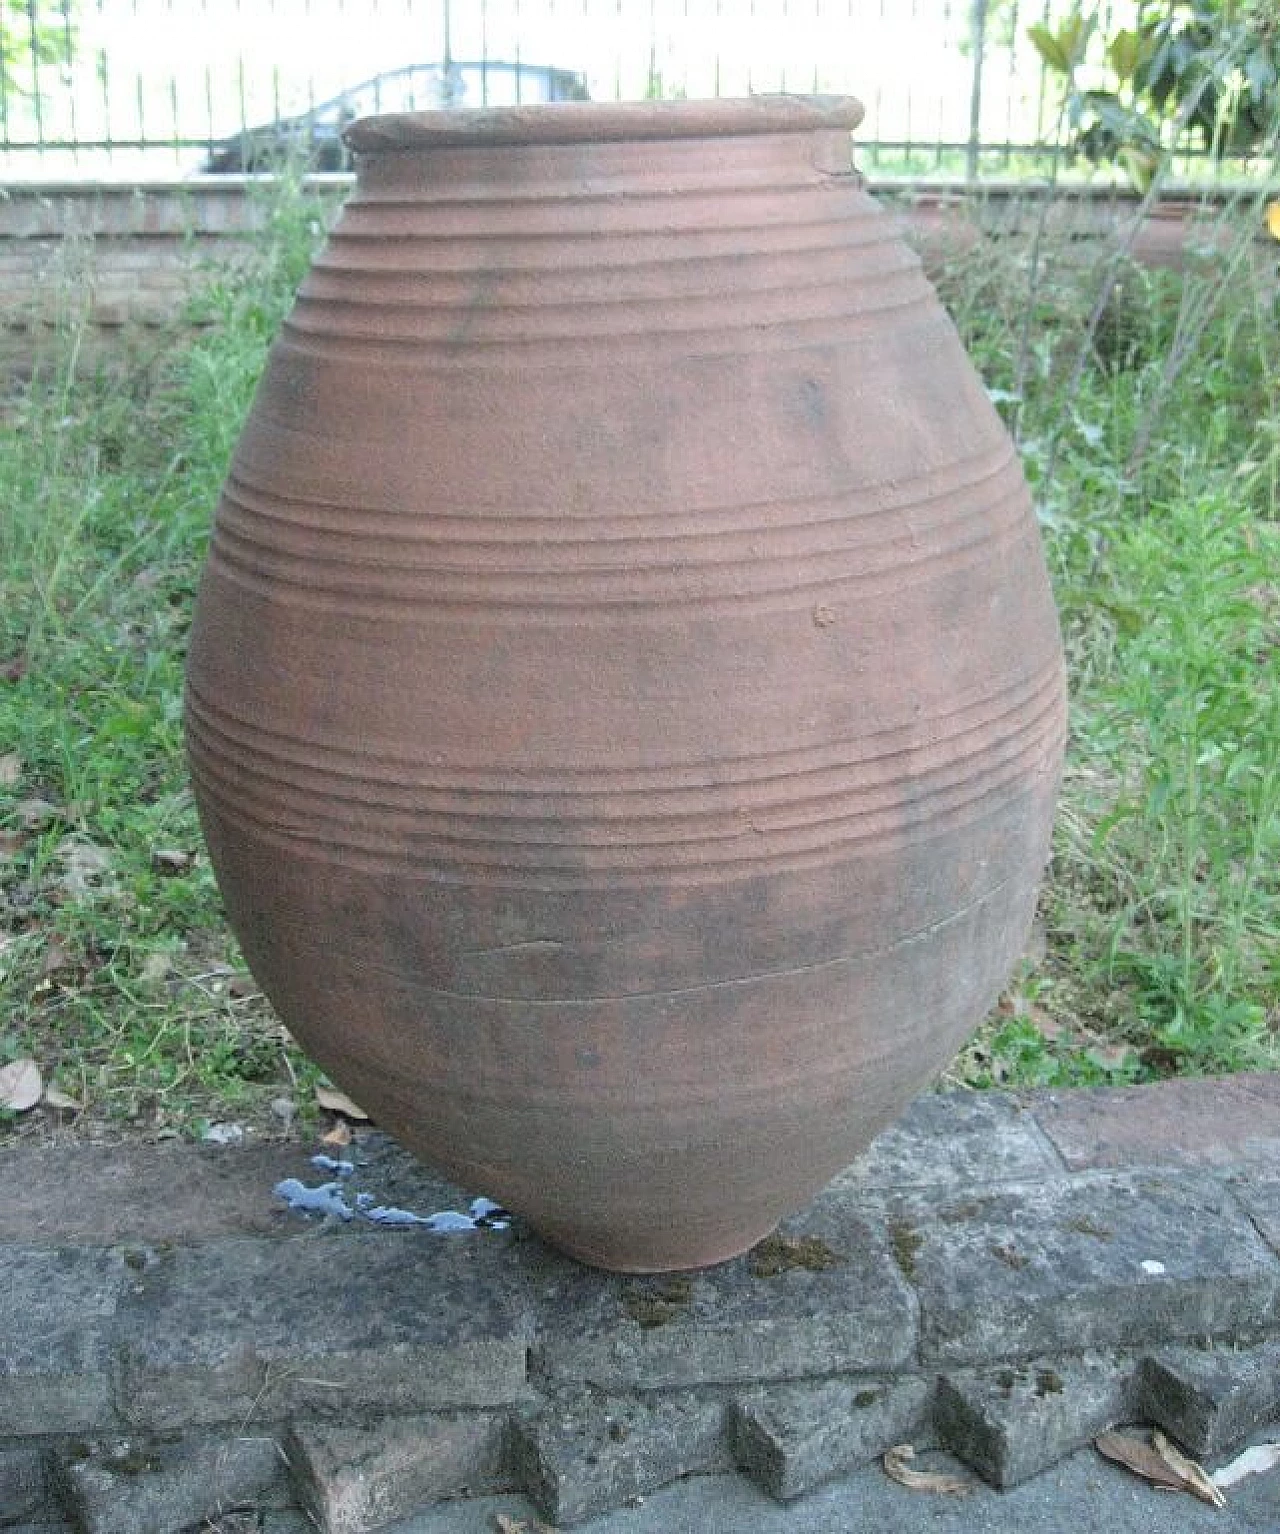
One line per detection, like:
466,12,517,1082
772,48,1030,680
204,59,590,172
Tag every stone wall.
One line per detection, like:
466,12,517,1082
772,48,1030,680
0,177,1270,376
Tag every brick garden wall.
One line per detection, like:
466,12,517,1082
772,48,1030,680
1,178,1270,377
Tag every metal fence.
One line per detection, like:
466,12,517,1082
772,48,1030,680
0,0,1239,182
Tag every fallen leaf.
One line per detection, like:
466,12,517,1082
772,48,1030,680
150,847,194,875
1095,1430,1201,1496
43,1084,83,1112
319,1120,353,1148
0,1058,43,1112
1153,1430,1227,1508
0,753,20,787
0,829,24,857
882,1444,972,1495
227,972,260,999
315,1084,370,1120
1213,1442,1280,1490
1266,200,1280,241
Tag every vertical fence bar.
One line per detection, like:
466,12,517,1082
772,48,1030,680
0,9,10,145
25,0,46,146
966,0,988,181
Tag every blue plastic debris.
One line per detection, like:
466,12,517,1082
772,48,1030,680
273,1177,355,1220
273,1176,510,1232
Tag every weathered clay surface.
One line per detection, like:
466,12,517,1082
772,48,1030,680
185,95,1066,1271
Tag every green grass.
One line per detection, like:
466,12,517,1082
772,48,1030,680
1,176,1278,1141
939,197,1280,1087
0,180,336,1138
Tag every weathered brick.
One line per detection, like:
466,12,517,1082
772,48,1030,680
730,1375,931,1501
511,1391,730,1528
287,1413,510,1534
0,1246,123,1434
830,1090,1062,1194
1136,1341,1280,1457
892,1172,1280,1365
56,1432,287,1534
112,1232,532,1429
936,1353,1133,1487
533,1204,917,1390
0,1445,52,1524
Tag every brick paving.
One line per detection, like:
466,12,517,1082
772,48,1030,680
2,1077,1279,1531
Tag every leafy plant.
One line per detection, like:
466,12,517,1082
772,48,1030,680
1030,1,1280,184
1,0,74,96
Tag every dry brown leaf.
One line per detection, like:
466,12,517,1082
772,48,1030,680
882,1444,972,1495
0,1059,43,1113
1095,1431,1196,1494
319,1120,353,1147
227,972,260,999
1153,1430,1227,1508
0,752,20,787
315,1084,370,1120
1267,199,1280,241
0,828,24,857
1213,1443,1280,1489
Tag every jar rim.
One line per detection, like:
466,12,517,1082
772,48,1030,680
343,93,865,154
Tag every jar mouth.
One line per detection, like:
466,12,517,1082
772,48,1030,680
343,93,865,154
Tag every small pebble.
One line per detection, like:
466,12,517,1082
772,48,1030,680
202,1122,245,1145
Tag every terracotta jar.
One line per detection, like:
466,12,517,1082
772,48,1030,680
185,96,1066,1272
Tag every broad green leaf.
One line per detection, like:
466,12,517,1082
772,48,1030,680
1028,22,1072,74
1109,28,1141,81
1119,145,1161,191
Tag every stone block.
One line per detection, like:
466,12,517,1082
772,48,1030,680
56,1432,287,1534
286,1413,510,1533
892,1171,1279,1365
0,1446,52,1524
112,1232,532,1429
1135,1341,1280,1458
260,1513,317,1534
730,1374,931,1501
830,1091,1062,1193
0,1246,123,1434
935,1353,1133,1487
532,1203,917,1390
0,1143,320,1246
1032,1076,1280,1172
1228,1173,1280,1259
511,1391,730,1527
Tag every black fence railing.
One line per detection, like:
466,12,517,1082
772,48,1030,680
0,0,1272,183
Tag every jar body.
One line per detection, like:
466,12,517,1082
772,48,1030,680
185,98,1066,1271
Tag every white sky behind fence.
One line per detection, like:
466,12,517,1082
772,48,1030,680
4,0,1140,179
